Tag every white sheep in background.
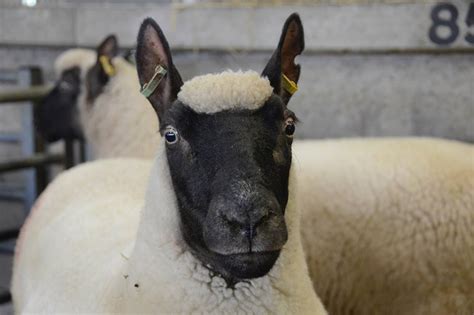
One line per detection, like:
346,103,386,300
12,14,328,314
294,137,474,315
36,35,159,159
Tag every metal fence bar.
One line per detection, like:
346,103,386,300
0,292,11,304
0,67,78,306
18,67,41,213
0,85,52,104
0,229,19,242
30,75,49,196
79,140,87,163
64,140,75,169
0,153,64,173
0,70,18,84
0,133,21,143
0,192,24,201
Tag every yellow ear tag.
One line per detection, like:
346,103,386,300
99,55,116,77
281,74,298,95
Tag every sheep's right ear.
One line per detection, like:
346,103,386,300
136,18,183,122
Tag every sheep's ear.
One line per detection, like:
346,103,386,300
136,18,183,122
96,34,119,77
85,35,120,102
262,13,304,106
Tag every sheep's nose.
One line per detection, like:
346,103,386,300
203,186,287,256
222,207,271,240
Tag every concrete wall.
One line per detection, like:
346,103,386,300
1,49,473,142
0,1,473,159
1,0,473,51
1,1,472,137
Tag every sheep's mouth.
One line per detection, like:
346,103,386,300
212,250,281,280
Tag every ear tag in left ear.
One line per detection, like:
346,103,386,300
281,74,298,95
99,55,116,77
140,64,168,98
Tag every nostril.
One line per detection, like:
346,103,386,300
242,227,252,239
220,206,275,238
252,209,272,230
222,213,244,228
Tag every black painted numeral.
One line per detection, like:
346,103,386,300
429,2,474,46
429,3,459,45
465,3,474,44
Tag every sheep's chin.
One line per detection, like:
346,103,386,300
206,250,281,283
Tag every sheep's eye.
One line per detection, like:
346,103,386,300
164,127,179,144
284,118,295,137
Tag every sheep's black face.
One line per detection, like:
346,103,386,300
136,13,304,283
162,95,296,281
35,67,83,142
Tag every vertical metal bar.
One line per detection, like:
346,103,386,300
0,292,11,304
30,69,48,196
18,66,46,212
18,67,36,214
78,139,87,163
64,139,74,169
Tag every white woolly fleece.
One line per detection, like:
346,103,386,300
293,138,474,315
54,48,160,159
12,141,327,314
177,70,273,114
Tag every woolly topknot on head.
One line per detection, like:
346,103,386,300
54,49,97,78
177,70,273,114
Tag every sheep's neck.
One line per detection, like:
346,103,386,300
124,142,321,313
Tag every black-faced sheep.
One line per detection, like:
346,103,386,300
36,35,159,159
12,14,327,314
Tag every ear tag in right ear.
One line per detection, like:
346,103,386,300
99,56,116,77
140,64,168,98
281,74,298,95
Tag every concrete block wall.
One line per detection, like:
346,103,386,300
1,1,473,142
1,0,473,51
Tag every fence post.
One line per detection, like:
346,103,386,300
64,139,75,169
17,66,46,213
79,139,87,163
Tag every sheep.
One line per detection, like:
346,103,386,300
294,137,474,315
36,35,159,159
30,14,474,315
12,14,328,314
31,12,474,314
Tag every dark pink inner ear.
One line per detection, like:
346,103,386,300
140,24,169,82
281,19,303,85
139,24,172,104
98,35,118,59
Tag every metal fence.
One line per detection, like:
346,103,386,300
0,66,85,304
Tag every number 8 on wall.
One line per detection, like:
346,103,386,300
429,2,474,45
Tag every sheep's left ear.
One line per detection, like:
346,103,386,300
262,13,304,106
96,34,119,77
